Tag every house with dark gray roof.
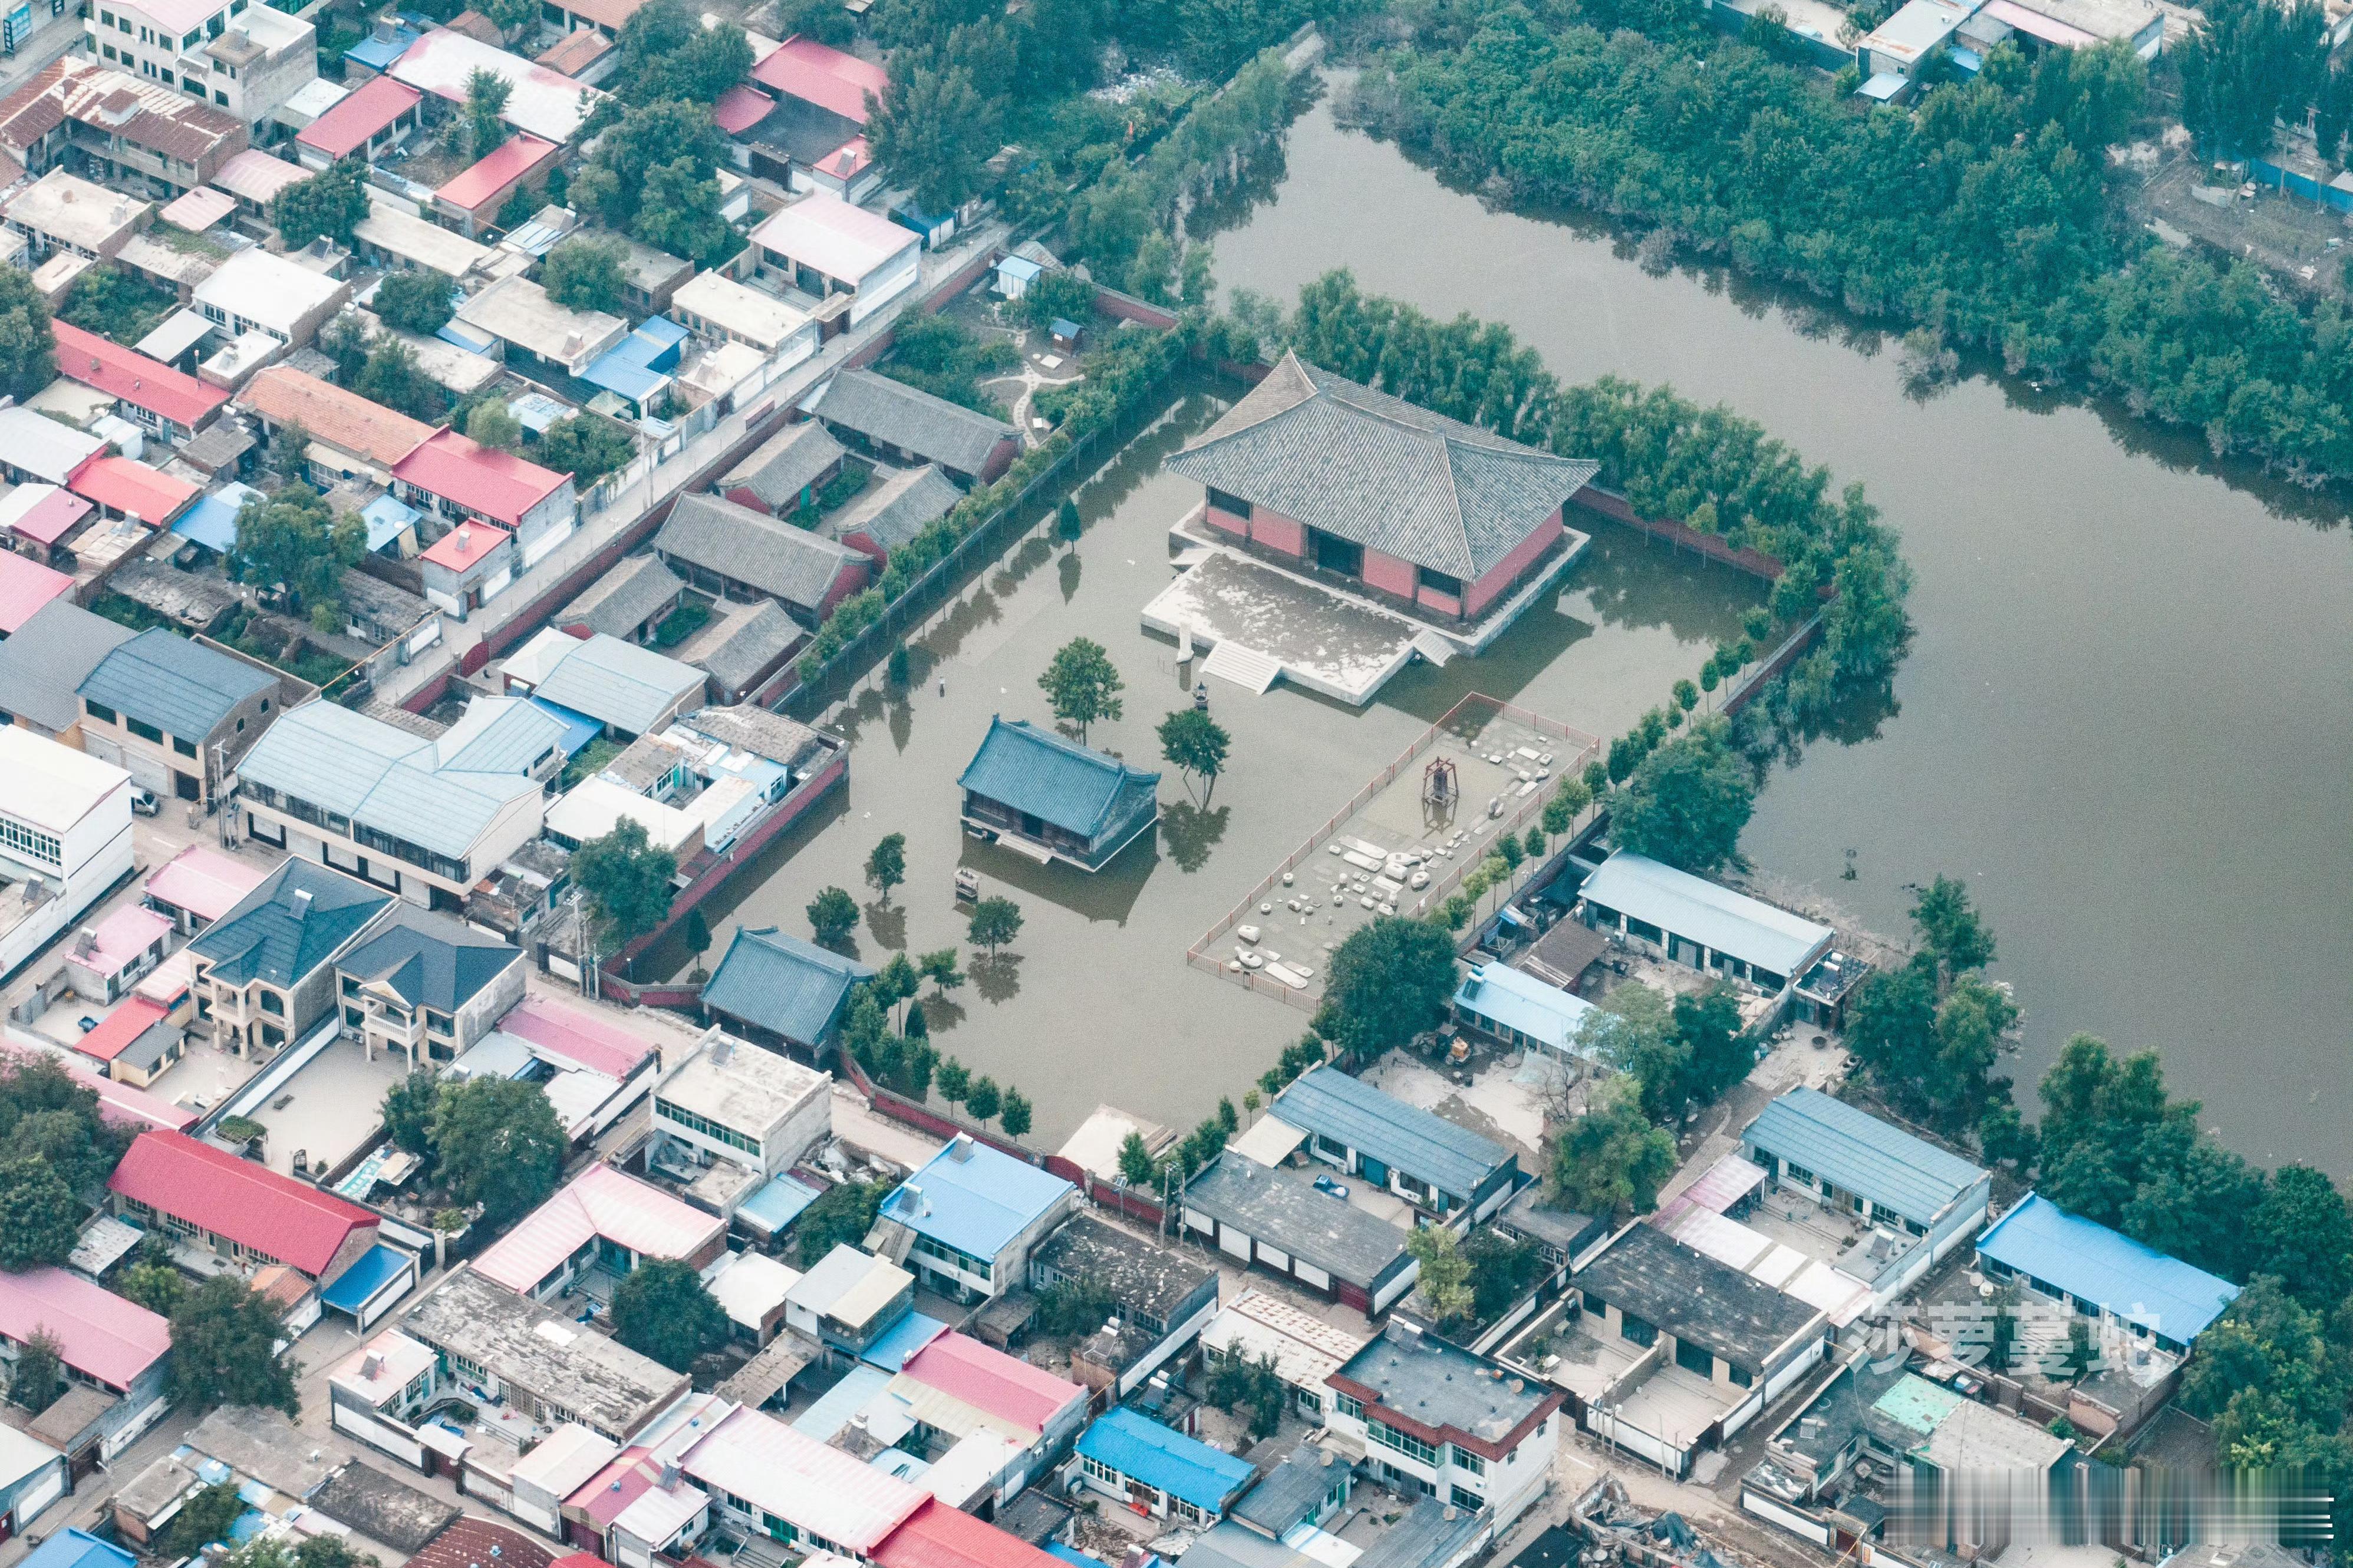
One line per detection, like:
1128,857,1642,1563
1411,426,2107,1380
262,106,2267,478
700,925,874,1059
719,419,846,516
0,600,133,746
809,369,1018,487
556,554,687,645
828,463,961,563
1271,1066,1519,1224
1165,351,1599,631
189,860,397,1052
957,715,1158,872
653,492,871,626
335,906,523,1064
1180,1153,1418,1318
688,600,803,703
78,628,291,807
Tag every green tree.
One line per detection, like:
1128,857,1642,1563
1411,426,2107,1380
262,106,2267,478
1673,985,1751,1103
574,101,726,233
0,260,54,399
937,1057,971,1105
796,1180,887,1265
617,0,752,102
231,484,364,618
808,885,859,945
381,1066,442,1157
1117,1130,1156,1185
0,1154,78,1270
476,0,536,36
162,1484,252,1557
1320,916,1459,1061
1912,873,1996,983
967,895,1023,954
1608,718,1754,873
0,1056,129,1194
571,818,678,945
1037,636,1124,742
1056,497,1083,550
6,1328,60,1410
539,413,637,486
1578,983,1689,1125
998,1087,1033,1138
1465,1229,1544,1322
374,270,456,335
865,832,908,904
2248,1165,2353,1308
868,64,990,212
225,1535,379,1568
611,1257,731,1371
463,67,511,158
872,952,921,1026
431,1076,565,1226
1550,1076,1678,1219
917,947,965,992
271,158,371,247
965,1075,1001,1121
117,1259,186,1316
2179,1277,2353,1466
465,398,522,452
684,908,714,980
355,335,439,421
542,237,629,313
1157,708,1230,804
167,1276,298,1415
2177,0,2324,156
881,315,1018,415
1405,1223,1474,1328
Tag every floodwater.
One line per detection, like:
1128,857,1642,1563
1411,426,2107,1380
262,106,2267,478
1214,91,2353,1172
653,386,1759,1146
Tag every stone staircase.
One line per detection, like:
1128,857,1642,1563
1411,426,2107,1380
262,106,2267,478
1201,639,1283,694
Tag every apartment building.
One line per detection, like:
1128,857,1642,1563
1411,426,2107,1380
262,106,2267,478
85,0,317,125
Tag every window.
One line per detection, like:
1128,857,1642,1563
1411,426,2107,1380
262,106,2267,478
160,68,172,82
173,736,197,757
1785,1162,1816,1186
1620,1311,1657,1348
1082,1455,1123,1488
655,1097,760,1154
1205,486,1250,517
1675,1339,1715,1379
1333,1392,1364,1421
1369,1419,1439,1467
1626,916,1664,943
0,814,62,867
1450,1446,1485,1476
98,8,112,19
258,990,284,1015
1452,1486,1484,1511
84,699,117,724
180,28,197,45
1418,566,1463,599
1728,1364,1754,1388
103,41,117,56
213,88,226,104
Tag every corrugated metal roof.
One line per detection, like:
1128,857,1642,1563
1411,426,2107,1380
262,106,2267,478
955,716,1159,841
0,1266,169,1388
1977,1194,2239,1343
1273,1066,1510,1200
1871,1374,1965,1436
701,926,872,1046
1074,1409,1252,1513
1742,1087,1986,1226
79,627,272,741
1454,962,1596,1054
529,632,706,737
108,1129,375,1276
1577,851,1833,978
680,1406,925,1553
474,1164,724,1295
898,1331,1082,1438
879,1138,1073,1261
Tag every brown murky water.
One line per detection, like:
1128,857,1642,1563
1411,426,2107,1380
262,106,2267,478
1214,91,2353,1172
653,388,1761,1147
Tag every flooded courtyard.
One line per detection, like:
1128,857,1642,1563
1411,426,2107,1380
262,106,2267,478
646,382,1763,1147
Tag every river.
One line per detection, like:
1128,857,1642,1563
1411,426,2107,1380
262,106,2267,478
1214,89,2353,1173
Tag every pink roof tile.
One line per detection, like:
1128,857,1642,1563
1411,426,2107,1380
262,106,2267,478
473,1164,724,1295
212,148,308,206
435,133,556,214
0,1266,170,1389
68,455,199,525
4,486,93,546
418,517,509,571
872,1498,1065,1568
0,549,72,634
897,1333,1083,1439
395,428,567,527
74,904,172,979
750,36,887,124
298,75,423,161
144,844,272,926
52,321,230,430
74,998,170,1065
496,995,658,1080
108,1130,376,1277
711,83,773,136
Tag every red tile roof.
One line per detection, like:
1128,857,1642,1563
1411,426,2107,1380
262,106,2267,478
68,455,199,524
711,83,773,136
108,1130,377,1277
297,75,423,161
239,366,435,471
435,133,556,215
0,549,72,634
871,1499,1063,1568
0,1266,170,1389
394,428,568,526
897,1333,1084,1439
407,1519,556,1568
750,37,887,124
73,998,169,1065
52,321,229,430
418,517,510,571
536,28,614,77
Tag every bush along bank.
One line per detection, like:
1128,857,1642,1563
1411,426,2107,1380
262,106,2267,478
1340,0,2353,486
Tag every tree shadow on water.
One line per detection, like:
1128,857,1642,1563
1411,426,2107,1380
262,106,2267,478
917,993,967,1034
1059,551,1082,603
970,952,1023,1005
1159,800,1229,873
864,902,907,950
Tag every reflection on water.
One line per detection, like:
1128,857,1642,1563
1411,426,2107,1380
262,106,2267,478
1215,93,2353,1170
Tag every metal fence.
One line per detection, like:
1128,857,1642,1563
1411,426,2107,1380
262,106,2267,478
1184,694,1600,1008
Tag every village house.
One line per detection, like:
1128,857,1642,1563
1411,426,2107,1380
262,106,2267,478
1578,850,1836,1000
786,1243,915,1365
194,247,351,350
828,464,961,565
500,628,708,742
293,74,423,167
1067,1407,1256,1527
354,193,497,280
455,272,627,373
434,134,560,237
0,728,136,982
955,715,1160,872
0,58,249,196
1265,1065,1520,1225
1455,959,1597,1059
1030,1213,1221,1399
698,923,874,1060
334,905,525,1062
749,194,919,326
558,554,689,645
392,428,578,569
669,269,820,363
1326,1319,1562,1526
1181,1152,1419,1318
717,420,845,517
0,552,74,638
387,28,606,144
808,368,1017,487
238,365,436,486
685,1402,928,1559
1197,1288,1370,1424
474,1163,728,1301
0,1267,170,1455
187,857,396,1047
77,628,284,806
51,321,229,447
0,601,130,750
648,1027,833,1222
654,492,870,626
873,1136,1078,1305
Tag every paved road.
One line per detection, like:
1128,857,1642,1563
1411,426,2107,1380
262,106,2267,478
0,2,83,98
373,220,1011,714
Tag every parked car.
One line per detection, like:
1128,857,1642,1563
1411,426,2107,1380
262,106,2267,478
130,787,159,816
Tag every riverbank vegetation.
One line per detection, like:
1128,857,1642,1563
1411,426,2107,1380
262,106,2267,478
1339,0,2353,484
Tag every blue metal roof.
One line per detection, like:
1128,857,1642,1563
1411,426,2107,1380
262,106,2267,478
171,481,257,554
1743,1087,1987,1227
997,256,1042,283
1580,851,1832,978
737,1171,822,1234
436,319,499,356
525,696,604,757
879,1137,1075,1262
956,715,1160,840
1274,1066,1511,1200
1075,1408,1253,1514
1977,1193,2239,1345
80,627,274,741
859,1310,948,1373
363,493,419,553
584,319,690,405
701,926,874,1047
790,1362,891,1442
1046,1547,1118,1568
343,21,419,71
18,1530,136,1568
321,1243,414,1310
1454,962,1597,1055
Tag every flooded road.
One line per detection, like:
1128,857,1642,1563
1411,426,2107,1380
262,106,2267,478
1214,93,2353,1171
658,387,1759,1146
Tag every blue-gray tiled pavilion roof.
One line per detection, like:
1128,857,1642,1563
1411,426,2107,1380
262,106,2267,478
957,716,1159,840
701,925,874,1045
811,368,1014,478
190,859,393,988
1165,351,1599,580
